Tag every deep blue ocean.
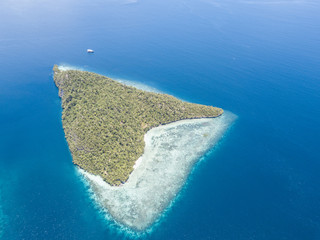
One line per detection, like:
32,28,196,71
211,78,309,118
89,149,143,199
1,0,320,239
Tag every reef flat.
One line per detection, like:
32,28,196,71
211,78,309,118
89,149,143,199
53,65,223,186
79,112,236,231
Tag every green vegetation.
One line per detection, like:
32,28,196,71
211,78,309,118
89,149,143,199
53,65,223,186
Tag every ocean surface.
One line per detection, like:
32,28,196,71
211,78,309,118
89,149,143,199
0,0,319,239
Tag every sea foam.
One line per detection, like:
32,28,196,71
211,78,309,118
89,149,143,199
79,111,236,231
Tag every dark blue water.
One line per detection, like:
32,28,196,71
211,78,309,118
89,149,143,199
1,0,320,239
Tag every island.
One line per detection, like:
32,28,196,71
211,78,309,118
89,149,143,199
54,65,236,231
53,65,223,186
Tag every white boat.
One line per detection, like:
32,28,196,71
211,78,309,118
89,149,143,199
87,49,94,53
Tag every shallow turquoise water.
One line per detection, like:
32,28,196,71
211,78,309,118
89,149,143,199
0,0,320,239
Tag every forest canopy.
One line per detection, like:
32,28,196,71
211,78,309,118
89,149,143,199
54,65,223,186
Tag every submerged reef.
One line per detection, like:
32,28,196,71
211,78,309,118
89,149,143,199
80,112,236,231
53,65,223,186
0,196,4,238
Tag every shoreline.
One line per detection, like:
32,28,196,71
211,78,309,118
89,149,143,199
78,111,236,231
56,64,235,231
54,65,223,186
57,65,162,94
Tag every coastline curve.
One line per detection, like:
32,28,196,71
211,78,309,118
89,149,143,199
79,111,237,231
